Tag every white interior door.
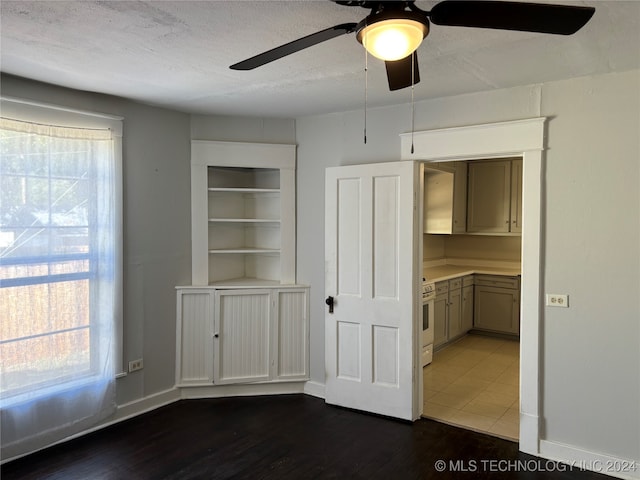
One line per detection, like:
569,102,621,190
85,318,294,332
325,161,420,420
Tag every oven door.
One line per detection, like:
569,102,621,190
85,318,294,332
421,298,435,366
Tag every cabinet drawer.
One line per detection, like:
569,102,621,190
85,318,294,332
435,281,449,295
449,278,462,290
474,275,519,289
462,275,474,287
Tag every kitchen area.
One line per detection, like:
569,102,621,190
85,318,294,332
421,158,522,441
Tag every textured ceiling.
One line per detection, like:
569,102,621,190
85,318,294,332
1,0,639,118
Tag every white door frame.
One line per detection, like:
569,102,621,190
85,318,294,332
400,117,545,456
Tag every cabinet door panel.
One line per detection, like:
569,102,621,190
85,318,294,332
214,290,271,384
467,160,511,233
448,288,462,340
461,285,474,333
434,294,448,348
474,286,520,335
276,289,309,380
176,289,214,385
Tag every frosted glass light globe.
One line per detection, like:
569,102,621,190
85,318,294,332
360,19,426,61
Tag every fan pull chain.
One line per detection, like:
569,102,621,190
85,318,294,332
411,53,415,155
364,46,368,145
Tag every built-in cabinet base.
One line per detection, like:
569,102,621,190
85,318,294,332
176,286,309,388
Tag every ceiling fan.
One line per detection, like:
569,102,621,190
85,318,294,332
230,0,595,91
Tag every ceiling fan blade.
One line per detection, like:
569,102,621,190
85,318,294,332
385,52,420,91
230,23,357,70
429,1,595,35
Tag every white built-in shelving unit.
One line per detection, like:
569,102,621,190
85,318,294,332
177,140,308,389
190,141,296,287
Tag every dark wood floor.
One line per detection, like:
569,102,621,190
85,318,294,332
2,395,607,479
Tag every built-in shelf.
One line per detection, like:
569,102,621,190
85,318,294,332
208,187,280,194
208,218,280,224
208,248,280,254
191,141,296,286
207,277,284,288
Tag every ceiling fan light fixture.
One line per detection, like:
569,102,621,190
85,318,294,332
357,17,428,61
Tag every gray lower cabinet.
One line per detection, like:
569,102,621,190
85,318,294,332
462,284,474,333
473,275,520,335
433,277,469,348
448,282,463,340
434,286,449,349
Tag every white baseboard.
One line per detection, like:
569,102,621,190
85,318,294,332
540,439,640,480
303,380,326,399
179,381,306,399
113,387,181,423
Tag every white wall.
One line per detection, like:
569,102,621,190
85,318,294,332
540,72,640,461
296,70,639,465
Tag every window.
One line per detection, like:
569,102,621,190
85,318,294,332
0,99,122,459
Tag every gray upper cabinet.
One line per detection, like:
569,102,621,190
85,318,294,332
423,162,467,234
466,158,522,235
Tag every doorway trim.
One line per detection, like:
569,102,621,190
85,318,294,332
400,117,545,456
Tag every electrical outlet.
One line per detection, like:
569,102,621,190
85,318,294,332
546,294,569,308
128,358,144,373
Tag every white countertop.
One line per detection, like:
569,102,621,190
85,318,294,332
423,262,521,283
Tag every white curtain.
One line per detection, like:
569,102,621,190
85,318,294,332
0,116,120,459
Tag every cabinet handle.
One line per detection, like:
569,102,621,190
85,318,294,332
214,333,219,338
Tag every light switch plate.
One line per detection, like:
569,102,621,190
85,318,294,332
546,294,569,308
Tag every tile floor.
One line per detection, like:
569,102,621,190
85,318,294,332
422,334,520,441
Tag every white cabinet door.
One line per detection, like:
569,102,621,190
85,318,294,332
214,289,272,384
325,161,420,421
176,289,215,386
275,288,309,381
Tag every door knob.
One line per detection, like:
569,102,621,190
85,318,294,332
325,296,334,314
